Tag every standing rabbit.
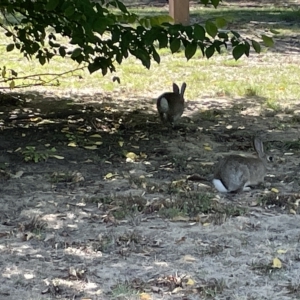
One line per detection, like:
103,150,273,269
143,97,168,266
213,138,272,193
157,82,186,127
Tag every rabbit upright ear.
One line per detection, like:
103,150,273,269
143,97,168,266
173,83,180,94
253,138,264,156
180,82,187,97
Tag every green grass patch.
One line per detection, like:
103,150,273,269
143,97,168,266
1,4,300,111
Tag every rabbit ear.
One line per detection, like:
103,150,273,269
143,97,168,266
180,82,187,96
253,138,264,156
173,83,180,94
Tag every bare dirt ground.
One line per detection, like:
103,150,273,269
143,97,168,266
2,76,300,300
2,4,300,300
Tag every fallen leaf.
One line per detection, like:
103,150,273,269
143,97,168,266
37,119,55,125
277,249,287,254
186,278,195,286
68,142,77,147
204,146,212,151
290,208,296,215
84,159,93,163
10,171,24,178
172,216,189,222
119,141,124,147
95,141,103,145
89,134,102,138
272,257,282,268
30,117,42,122
50,155,64,160
271,188,279,193
104,173,117,179
126,152,138,160
172,287,183,293
84,145,97,150
140,293,151,300
182,255,197,262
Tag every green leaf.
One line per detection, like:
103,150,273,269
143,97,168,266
170,38,181,53
157,33,168,48
150,15,173,27
59,46,66,57
244,41,250,57
74,54,84,64
116,0,128,13
46,0,59,11
152,47,160,64
205,45,215,59
157,15,173,24
218,31,228,40
88,60,102,74
262,35,274,47
270,28,280,34
102,67,108,76
205,21,218,38
31,42,40,53
65,5,75,17
139,18,151,28
49,40,60,48
71,48,82,58
185,42,197,60
6,44,14,52
251,40,261,53
231,30,240,38
211,0,221,8
116,51,122,64
38,55,46,65
120,14,137,24
194,24,205,41
215,17,227,28
213,40,223,53
232,44,246,60
93,17,114,33
134,49,150,69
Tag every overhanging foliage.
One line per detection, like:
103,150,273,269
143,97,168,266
0,0,274,76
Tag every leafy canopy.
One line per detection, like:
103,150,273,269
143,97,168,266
0,0,273,76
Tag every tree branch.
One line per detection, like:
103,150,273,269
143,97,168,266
0,66,86,89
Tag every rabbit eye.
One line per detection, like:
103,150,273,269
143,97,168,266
267,156,274,162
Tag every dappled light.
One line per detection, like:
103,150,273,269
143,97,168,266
1,0,300,299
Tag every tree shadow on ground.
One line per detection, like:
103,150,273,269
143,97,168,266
1,90,300,299
0,90,294,165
